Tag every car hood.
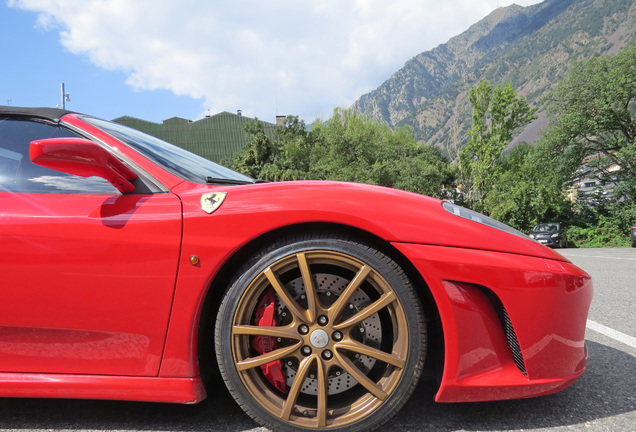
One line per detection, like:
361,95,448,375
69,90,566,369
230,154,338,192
173,180,568,262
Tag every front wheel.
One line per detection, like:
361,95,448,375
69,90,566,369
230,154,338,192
215,235,426,432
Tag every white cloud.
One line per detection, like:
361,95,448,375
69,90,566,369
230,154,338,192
9,0,542,121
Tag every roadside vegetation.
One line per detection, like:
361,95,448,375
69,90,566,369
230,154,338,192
229,44,636,248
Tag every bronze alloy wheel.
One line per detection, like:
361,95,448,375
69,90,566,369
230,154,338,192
215,235,425,432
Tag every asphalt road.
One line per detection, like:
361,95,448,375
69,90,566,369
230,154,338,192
0,248,634,432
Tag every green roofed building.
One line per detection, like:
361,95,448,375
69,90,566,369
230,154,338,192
113,111,279,163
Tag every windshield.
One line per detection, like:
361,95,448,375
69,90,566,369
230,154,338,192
532,223,560,232
81,116,254,184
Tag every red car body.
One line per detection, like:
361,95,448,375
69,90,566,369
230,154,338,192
0,107,592,430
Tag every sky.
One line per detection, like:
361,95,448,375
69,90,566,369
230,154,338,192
1,0,542,124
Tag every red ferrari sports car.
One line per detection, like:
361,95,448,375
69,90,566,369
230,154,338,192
0,106,592,432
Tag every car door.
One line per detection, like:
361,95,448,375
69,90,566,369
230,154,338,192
0,118,182,376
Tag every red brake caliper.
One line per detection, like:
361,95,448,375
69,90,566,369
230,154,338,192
251,290,287,393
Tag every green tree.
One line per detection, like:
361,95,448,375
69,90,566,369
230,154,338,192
268,115,315,181
543,43,636,202
540,44,636,247
459,79,537,211
571,201,636,248
231,118,278,179
309,109,452,197
308,109,381,184
231,116,314,181
483,144,572,232
370,128,453,197
231,108,453,198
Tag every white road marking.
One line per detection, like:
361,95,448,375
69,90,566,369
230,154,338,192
561,253,636,261
586,319,636,350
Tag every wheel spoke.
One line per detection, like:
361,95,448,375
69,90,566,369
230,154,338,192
236,343,301,371
334,350,388,401
232,324,300,340
264,268,307,321
333,291,396,330
316,357,328,427
297,252,317,322
281,355,315,420
336,339,405,368
329,264,371,321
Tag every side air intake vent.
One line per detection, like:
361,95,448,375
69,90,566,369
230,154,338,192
501,307,527,376
479,287,528,376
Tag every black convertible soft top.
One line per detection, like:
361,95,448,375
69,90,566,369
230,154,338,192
0,106,76,123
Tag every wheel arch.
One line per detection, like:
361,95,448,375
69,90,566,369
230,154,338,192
196,221,444,388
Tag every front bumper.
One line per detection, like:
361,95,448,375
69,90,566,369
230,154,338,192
392,243,593,402
532,235,561,247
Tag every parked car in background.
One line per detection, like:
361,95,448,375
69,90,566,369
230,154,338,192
631,223,636,247
529,222,566,248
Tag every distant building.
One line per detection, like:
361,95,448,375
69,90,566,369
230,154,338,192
565,154,621,204
113,111,279,163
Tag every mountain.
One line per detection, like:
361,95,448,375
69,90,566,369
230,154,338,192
351,0,636,156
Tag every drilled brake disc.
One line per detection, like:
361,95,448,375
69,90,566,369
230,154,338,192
279,273,382,396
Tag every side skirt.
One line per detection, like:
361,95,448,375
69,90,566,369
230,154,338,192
0,373,206,404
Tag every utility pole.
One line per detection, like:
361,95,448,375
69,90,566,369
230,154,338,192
61,82,70,109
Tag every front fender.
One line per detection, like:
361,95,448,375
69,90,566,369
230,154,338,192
158,180,567,378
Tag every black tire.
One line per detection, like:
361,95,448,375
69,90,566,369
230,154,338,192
215,233,426,432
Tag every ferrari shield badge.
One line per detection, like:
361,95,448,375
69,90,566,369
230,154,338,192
201,192,227,214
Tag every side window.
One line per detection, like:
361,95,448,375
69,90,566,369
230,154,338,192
0,118,119,194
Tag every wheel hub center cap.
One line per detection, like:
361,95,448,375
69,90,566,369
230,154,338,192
309,329,329,348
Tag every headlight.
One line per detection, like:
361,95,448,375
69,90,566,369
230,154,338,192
442,202,528,239
551,233,559,238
